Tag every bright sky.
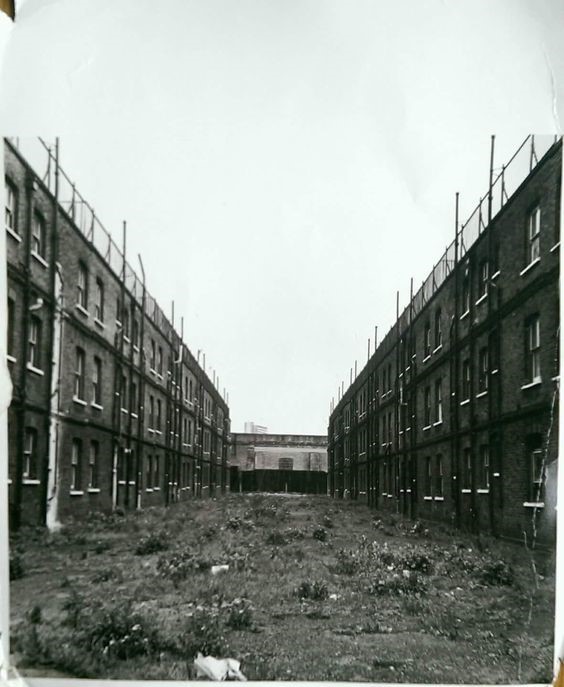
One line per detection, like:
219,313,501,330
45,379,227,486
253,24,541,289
0,0,562,434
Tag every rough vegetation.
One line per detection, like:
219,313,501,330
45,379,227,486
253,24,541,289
10,494,555,682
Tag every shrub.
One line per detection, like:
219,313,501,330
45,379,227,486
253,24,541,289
135,533,168,556
480,559,514,586
335,549,362,575
181,609,228,658
369,570,427,596
295,580,329,601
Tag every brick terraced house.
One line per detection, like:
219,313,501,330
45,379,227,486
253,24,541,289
328,136,561,544
4,138,230,529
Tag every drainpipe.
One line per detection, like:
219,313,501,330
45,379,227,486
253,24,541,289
42,139,59,528
135,254,146,509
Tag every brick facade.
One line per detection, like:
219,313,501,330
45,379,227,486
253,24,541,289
328,137,561,545
4,138,231,528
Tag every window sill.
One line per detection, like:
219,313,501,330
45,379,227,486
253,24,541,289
150,368,157,376
423,354,431,364
148,428,155,434
75,303,89,318
460,398,470,406
23,479,40,485
133,344,140,352
157,373,163,380
6,226,22,242
121,408,129,415
72,396,87,406
87,488,101,494
521,379,542,390
475,293,487,306
91,402,103,410
94,317,105,330
433,496,444,502
433,344,443,355
461,489,471,494
550,242,560,253
155,430,162,435
460,310,470,321
476,390,488,398
523,501,544,508
422,425,432,432
131,412,138,419
145,488,154,493
123,336,131,344
520,257,540,277
433,419,443,427
31,251,48,268
153,487,160,491
6,355,16,363
423,496,433,501
70,490,84,496
477,489,489,494
491,269,500,280
26,363,44,376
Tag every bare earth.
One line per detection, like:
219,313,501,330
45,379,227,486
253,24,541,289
9,493,555,682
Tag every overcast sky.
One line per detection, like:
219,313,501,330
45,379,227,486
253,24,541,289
0,0,563,434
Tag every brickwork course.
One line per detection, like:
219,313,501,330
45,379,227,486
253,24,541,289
4,138,231,528
328,136,561,545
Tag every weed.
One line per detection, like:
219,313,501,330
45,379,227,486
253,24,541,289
369,570,428,596
295,580,329,601
62,588,85,630
226,599,254,630
10,552,24,581
266,531,287,546
335,549,363,575
93,540,112,555
135,533,169,556
180,609,228,658
480,560,514,586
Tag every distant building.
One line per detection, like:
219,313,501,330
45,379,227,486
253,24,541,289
231,433,328,494
328,135,561,545
244,422,267,434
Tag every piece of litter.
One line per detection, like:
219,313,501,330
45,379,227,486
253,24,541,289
194,652,247,681
211,564,229,575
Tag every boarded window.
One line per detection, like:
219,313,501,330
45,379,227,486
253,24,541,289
279,457,294,470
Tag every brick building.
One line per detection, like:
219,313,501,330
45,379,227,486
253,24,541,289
4,138,231,528
328,136,561,544
230,433,328,494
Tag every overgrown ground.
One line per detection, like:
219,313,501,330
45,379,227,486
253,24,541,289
10,493,555,682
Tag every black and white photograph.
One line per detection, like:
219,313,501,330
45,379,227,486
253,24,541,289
0,1,563,684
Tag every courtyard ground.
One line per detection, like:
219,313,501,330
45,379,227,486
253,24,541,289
9,493,555,683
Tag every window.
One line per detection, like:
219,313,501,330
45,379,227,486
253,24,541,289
92,356,102,405
425,456,432,497
479,445,489,489
462,359,470,400
7,297,15,357
95,278,104,322
130,380,137,413
146,454,153,488
74,348,85,399
435,378,443,423
23,428,38,480
527,206,541,264
461,265,470,314
531,447,545,502
150,340,156,370
77,261,88,309
31,211,45,258
478,259,488,298
28,315,42,369
424,386,431,426
435,454,444,497
387,411,392,443
189,378,193,401
116,297,122,324
132,318,139,348
123,306,130,339
121,374,128,409
435,309,442,349
156,399,162,431
157,346,163,375
525,315,541,383
424,322,431,357
154,454,160,488
382,414,387,444
478,347,488,393
149,395,154,427
463,447,472,490
5,178,17,234
89,441,99,488
387,363,392,392
203,429,210,453
71,439,82,491
279,457,294,470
